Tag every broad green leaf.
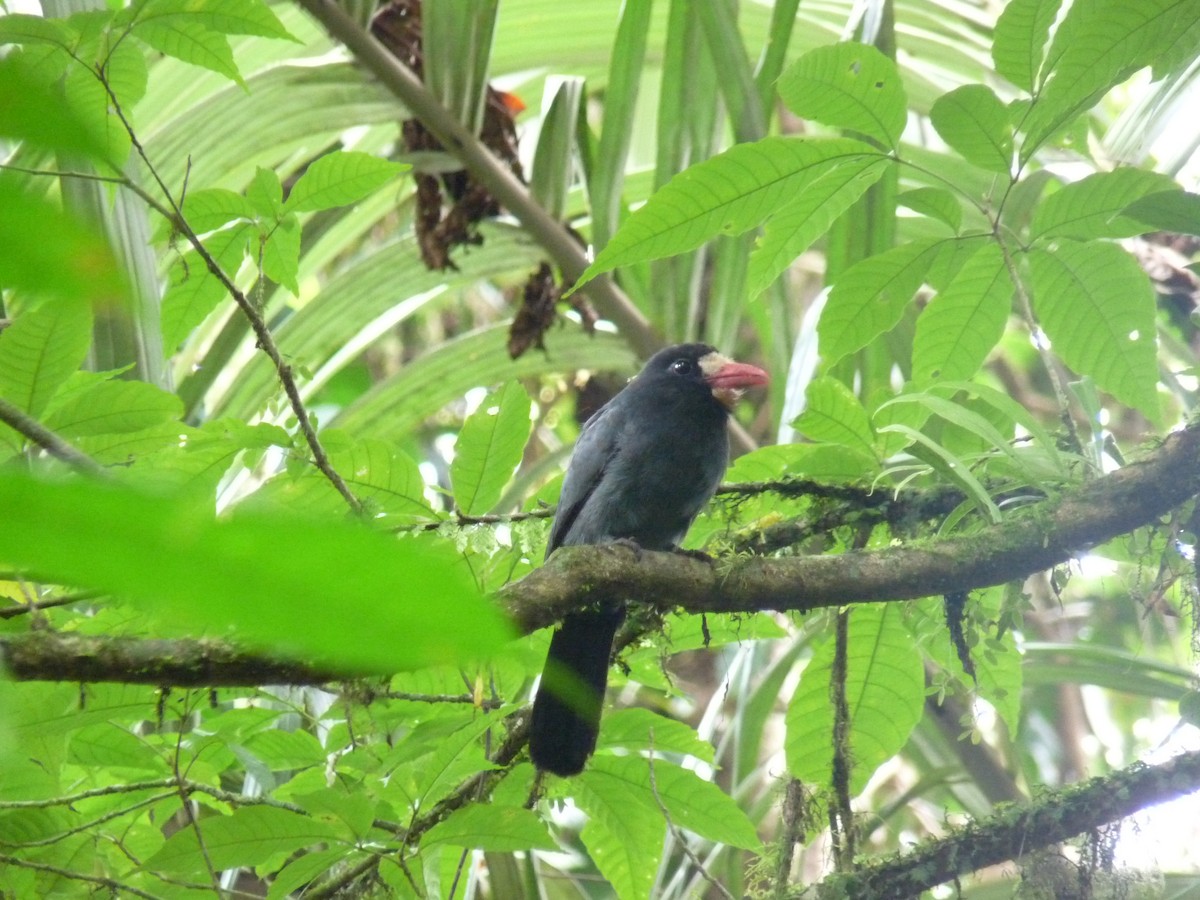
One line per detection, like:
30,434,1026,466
785,604,923,795
0,13,75,47
723,441,879,483
0,302,93,417
574,762,665,900
574,137,881,288
992,0,1062,91
67,723,164,771
1027,242,1159,416
181,187,258,233
424,805,557,851
793,377,875,459
451,382,533,515
247,166,283,217
147,806,339,872
284,151,409,213
1030,169,1179,240
250,433,434,524
268,849,348,900
0,473,510,671
1023,0,1197,154
897,187,962,232
818,238,945,365
912,243,1012,384
929,85,1013,175
1122,190,1200,235
259,213,301,294
596,708,715,763
130,0,298,41
747,155,889,298
0,177,124,305
133,16,243,85
161,222,252,348
242,730,325,771
43,378,181,438
776,41,907,149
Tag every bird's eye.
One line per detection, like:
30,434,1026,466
670,359,694,375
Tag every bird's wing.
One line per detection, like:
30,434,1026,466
545,400,624,554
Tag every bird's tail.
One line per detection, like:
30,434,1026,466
529,606,624,777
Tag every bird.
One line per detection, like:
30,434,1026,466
529,343,769,777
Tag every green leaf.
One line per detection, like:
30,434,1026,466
132,0,298,41
424,805,557,851
785,604,924,795
247,166,283,217
929,85,1013,175
0,302,93,418
793,377,876,459
68,723,164,771
723,442,879,483
992,0,1062,91
0,54,109,160
259,214,301,294
42,378,182,438
1180,691,1200,729
147,806,339,872
776,41,907,149
747,156,889,299
1028,242,1159,416
574,137,881,288
1121,190,1200,235
451,382,533,515
181,187,258,233
0,13,75,47
912,243,1012,384
285,151,409,213
0,473,510,672
1023,0,1199,154
132,16,243,85
1030,169,1179,240
818,238,945,365
161,223,251,348
897,187,962,232
596,708,715,763
574,762,665,900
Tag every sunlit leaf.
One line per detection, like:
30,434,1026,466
912,243,1012,384
929,84,1013,174
793,377,876,459
1030,168,1179,240
574,137,882,288
284,151,409,213
1027,241,1159,416
819,238,945,365
147,806,339,872
451,382,533,515
897,187,962,232
992,0,1062,91
0,301,93,418
777,41,907,149
1122,190,1200,235
424,805,557,851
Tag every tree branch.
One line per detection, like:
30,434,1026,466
803,747,1200,898
0,395,108,478
501,422,1200,633
3,422,1198,686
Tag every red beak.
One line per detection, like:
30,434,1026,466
705,361,769,391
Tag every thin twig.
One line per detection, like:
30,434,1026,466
0,853,165,900
0,395,108,477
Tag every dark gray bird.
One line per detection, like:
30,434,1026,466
529,343,769,776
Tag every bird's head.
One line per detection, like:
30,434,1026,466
644,343,769,410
